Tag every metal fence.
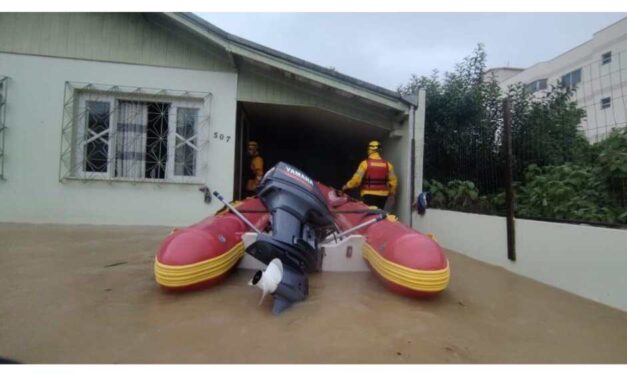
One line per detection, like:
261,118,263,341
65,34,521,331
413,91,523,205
422,52,627,236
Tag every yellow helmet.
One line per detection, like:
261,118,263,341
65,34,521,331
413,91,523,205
368,140,381,154
247,141,259,155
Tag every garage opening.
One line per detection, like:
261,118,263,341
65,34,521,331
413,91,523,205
234,101,390,200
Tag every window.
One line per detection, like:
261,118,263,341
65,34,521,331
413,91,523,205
525,79,548,93
602,51,612,65
175,107,199,177
78,97,200,180
0,76,7,180
561,68,582,89
601,97,611,109
60,82,211,183
82,100,112,174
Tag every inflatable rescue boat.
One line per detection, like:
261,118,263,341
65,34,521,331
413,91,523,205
154,162,449,313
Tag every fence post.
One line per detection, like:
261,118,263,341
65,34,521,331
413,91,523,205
503,97,516,261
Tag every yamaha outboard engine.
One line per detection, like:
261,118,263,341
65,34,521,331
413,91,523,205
245,162,334,314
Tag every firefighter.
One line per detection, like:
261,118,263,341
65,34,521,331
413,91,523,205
342,140,398,209
244,141,264,197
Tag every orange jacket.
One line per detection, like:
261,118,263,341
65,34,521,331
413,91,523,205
246,155,264,192
344,152,398,197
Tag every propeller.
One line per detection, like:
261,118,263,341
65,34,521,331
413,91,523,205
249,258,284,305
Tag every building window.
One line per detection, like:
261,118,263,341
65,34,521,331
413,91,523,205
60,82,212,183
0,76,7,180
602,51,612,65
601,97,611,109
561,68,582,89
525,79,548,93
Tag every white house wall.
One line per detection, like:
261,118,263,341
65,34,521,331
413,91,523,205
0,52,238,226
382,89,426,224
382,120,409,222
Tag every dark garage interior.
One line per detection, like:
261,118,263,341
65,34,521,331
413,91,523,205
234,101,390,199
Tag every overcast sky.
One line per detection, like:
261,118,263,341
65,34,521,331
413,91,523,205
198,13,626,91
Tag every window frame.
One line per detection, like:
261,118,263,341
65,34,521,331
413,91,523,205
601,51,612,65
166,100,203,183
525,78,548,93
76,95,116,180
169,104,201,180
561,68,582,89
601,97,611,110
62,82,211,185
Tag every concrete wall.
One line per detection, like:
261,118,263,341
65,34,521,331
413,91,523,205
500,17,627,142
0,52,238,226
414,209,627,311
382,121,409,222
382,89,426,224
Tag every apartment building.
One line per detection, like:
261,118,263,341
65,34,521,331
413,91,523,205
494,17,627,142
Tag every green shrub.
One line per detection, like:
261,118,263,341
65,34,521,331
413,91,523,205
515,163,622,224
423,179,447,208
424,179,483,212
593,129,627,208
402,43,626,225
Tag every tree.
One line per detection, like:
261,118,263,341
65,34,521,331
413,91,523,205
592,128,627,210
398,44,504,193
507,83,587,181
397,43,627,224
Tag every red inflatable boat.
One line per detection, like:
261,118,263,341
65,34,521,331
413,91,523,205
155,180,449,301
155,163,448,314
154,198,270,291
318,184,450,298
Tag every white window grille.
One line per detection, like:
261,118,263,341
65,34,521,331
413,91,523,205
60,82,212,184
0,76,7,180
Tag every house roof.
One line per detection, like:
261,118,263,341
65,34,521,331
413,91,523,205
167,12,413,110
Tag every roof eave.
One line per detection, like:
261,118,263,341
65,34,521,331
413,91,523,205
164,12,412,111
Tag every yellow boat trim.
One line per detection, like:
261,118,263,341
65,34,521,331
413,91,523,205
386,214,398,222
154,241,245,287
426,232,438,243
362,242,450,292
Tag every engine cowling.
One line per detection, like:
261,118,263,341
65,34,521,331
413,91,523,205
245,162,335,314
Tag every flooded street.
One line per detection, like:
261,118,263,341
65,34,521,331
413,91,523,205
1,223,626,363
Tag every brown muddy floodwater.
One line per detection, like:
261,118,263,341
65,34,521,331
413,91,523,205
0,223,626,363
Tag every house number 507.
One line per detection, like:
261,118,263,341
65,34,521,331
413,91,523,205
213,132,231,142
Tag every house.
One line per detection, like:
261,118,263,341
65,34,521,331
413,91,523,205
0,13,423,226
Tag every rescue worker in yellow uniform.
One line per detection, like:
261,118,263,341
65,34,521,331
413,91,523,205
245,141,264,197
342,140,398,209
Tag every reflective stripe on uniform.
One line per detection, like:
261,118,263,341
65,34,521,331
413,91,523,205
360,189,390,197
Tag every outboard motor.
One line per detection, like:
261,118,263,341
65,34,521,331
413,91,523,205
245,162,335,314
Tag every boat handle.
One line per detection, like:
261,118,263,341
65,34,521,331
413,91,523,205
213,191,262,234
335,214,386,239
